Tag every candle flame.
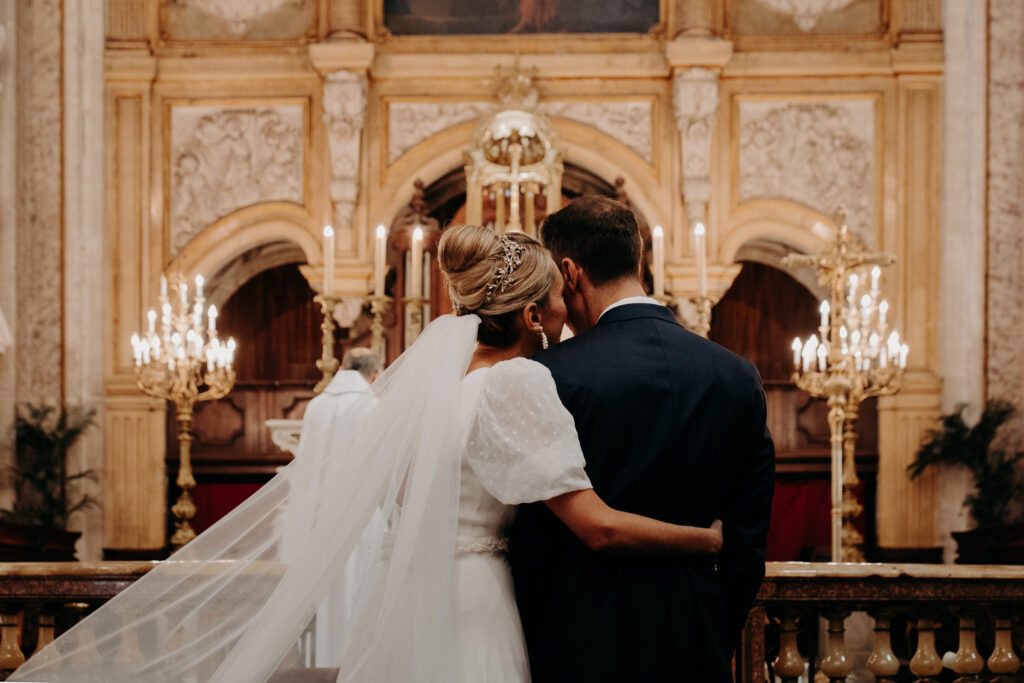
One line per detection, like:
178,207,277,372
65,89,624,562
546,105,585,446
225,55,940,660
323,225,334,238
653,225,663,238
376,224,387,239
413,227,424,241
694,222,706,236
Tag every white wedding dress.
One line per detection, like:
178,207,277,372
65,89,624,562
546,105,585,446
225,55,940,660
454,361,592,683
11,315,590,683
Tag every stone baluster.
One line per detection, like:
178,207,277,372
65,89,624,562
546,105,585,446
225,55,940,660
819,611,853,682
987,617,1021,676
773,613,806,683
909,618,943,681
866,613,900,682
33,613,55,655
0,608,25,671
950,615,984,679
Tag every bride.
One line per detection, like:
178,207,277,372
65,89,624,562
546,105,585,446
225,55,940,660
12,224,721,683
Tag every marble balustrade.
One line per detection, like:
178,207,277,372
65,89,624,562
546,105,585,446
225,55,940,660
0,561,1023,680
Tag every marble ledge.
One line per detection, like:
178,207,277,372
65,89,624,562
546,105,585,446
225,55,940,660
767,561,1024,580
370,52,671,80
308,40,375,75
725,43,943,78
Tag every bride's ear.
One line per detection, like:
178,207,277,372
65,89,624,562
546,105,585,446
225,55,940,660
521,302,542,332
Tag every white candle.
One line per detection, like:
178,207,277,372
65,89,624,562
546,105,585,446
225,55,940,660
323,226,335,297
147,309,156,335
817,342,827,371
652,225,665,298
179,282,188,307
160,274,168,298
375,224,388,297
819,299,830,330
878,300,888,326
899,343,909,368
694,222,708,297
410,227,424,298
195,274,204,299
871,266,881,293
131,334,141,364
847,274,859,304
208,304,217,333
792,337,802,368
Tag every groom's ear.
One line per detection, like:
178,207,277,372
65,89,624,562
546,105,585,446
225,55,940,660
560,258,580,294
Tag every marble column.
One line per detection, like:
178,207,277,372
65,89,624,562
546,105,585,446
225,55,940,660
987,0,1024,448
936,0,987,560
0,1,16,511
63,0,106,560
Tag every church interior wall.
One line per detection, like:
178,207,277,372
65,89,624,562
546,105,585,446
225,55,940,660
6,0,1024,563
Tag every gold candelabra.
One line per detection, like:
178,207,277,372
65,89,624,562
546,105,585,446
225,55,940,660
131,273,236,548
783,211,908,562
368,294,393,362
689,295,714,338
403,296,428,350
313,294,343,394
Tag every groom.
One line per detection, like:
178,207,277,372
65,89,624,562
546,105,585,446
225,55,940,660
511,196,775,682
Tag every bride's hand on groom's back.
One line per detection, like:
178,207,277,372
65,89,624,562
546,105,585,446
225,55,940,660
708,519,724,555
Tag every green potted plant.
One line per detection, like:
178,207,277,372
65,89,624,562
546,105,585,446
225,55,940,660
908,399,1024,564
0,403,98,561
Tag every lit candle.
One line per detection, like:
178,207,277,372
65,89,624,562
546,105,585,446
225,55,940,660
878,300,888,327
899,343,909,368
871,266,881,293
208,304,217,333
160,274,168,298
375,224,388,297
819,299,830,331
195,274,204,299
792,337,802,368
227,338,236,366
147,309,156,335
694,222,708,297
652,225,665,298
847,273,859,304
179,282,188,307
410,227,424,299
817,343,827,371
323,226,335,297
131,334,141,365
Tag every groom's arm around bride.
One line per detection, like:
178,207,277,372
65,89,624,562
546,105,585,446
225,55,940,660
510,196,775,683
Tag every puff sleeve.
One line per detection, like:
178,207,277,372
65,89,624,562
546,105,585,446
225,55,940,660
465,358,592,505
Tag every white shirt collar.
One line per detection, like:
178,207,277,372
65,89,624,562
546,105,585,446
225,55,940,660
598,296,663,321
323,370,370,396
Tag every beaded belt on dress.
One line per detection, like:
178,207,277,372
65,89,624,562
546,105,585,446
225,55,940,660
455,536,510,557
381,533,509,558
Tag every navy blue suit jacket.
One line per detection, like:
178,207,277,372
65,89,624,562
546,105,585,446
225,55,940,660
510,303,775,683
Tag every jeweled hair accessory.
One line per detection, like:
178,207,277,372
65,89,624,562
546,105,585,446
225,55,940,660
483,236,525,304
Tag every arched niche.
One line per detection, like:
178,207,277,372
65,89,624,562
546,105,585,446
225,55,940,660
169,203,323,290
378,118,666,233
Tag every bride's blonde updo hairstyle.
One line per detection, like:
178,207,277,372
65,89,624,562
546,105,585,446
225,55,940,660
438,224,556,348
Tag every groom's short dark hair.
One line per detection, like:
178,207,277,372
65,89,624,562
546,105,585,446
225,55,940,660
540,195,643,285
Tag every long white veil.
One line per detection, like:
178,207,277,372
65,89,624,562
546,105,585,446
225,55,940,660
11,314,481,683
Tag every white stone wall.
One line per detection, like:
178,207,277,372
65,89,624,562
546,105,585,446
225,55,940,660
987,0,1024,448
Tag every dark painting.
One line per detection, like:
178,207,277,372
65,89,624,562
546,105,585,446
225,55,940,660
385,0,659,35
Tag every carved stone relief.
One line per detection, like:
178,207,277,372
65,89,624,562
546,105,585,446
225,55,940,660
674,67,719,222
754,0,858,31
738,99,875,244
165,0,313,40
540,101,652,162
987,0,1024,444
388,100,654,165
388,102,492,164
728,0,883,36
323,70,367,231
170,105,304,256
